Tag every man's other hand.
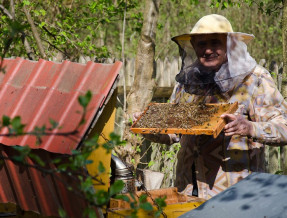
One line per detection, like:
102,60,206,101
221,114,254,137
132,112,143,123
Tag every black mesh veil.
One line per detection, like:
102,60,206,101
172,33,257,96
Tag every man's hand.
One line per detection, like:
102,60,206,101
132,112,143,123
220,114,254,137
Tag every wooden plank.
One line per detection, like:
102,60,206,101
130,102,238,138
117,86,174,98
107,201,205,218
109,187,205,210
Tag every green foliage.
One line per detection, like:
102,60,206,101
139,195,153,211
210,0,283,15
10,116,25,134
154,0,283,62
103,132,126,152
148,142,181,188
11,145,31,162
275,170,283,175
1,115,26,135
3,128,158,216
0,0,283,62
0,0,140,60
114,192,166,218
154,196,167,217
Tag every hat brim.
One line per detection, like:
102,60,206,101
171,32,254,44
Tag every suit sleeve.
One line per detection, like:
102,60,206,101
249,70,287,145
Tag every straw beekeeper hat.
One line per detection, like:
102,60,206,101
172,14,254,44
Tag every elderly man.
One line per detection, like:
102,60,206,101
139,14,287,200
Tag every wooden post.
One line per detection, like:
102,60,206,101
269,61,278,88
268,146,280,174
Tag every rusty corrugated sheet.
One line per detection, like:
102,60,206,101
0,58,122,217
0,57,121,154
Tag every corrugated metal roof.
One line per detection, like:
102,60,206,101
0,57,121,217
0,57,122,154
0,144,103,217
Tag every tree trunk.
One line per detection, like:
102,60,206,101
281,0,287,175
126,0,160,116
115,0,161,166
22,3,46,59
282,0,287,96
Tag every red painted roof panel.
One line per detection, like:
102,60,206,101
0,58,121,154
0,57,121,216
0,144,102,217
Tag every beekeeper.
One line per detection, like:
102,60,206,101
140,14,287,200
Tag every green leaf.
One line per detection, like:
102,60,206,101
52,158,61,164
49,118,59,129
139,194,148,203
155,210,161,217
56,21,62,28
39,22,46,28
148,161,154,167
98,161,105,173
23,0,30,5
127,192,135,202
71,150,81,155
275,170,283,175
11,145,31,162
80,177,93,192
115,194,130,202
85,159,93,165
39,9,46,16
60,31,67,37
58,208,67,218
85,207,97,218
11,116,25,134
29,153,45,167
155,196,167,208
78,90,92,108
84,135,99,147
2,115,10,126
140,202,153,211
109,180,124,196
95,190,109,205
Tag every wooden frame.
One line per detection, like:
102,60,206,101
130,102,238,138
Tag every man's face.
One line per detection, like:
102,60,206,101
191,34,227,71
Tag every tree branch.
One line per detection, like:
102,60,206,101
10,0,15,18
0,4,13,19
22,2,46,59
0,3,35,60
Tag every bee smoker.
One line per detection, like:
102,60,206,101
110,154,135,194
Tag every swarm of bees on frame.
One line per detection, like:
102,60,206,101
135,103,219,130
